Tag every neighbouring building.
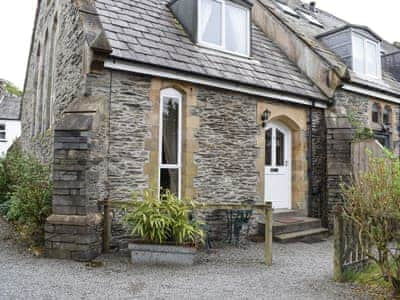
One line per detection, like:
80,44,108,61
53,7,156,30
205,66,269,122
0,80,22,157
20,0,400,261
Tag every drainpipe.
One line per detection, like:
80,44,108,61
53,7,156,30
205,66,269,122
103,68,113,253
307,103,314,218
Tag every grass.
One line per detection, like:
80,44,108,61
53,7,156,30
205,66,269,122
342,263,392,297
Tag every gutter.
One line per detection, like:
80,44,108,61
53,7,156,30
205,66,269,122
104,58,329,109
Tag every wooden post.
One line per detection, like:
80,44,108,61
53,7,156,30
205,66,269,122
333,206,344,282
265,202,273,267
103,201,111,253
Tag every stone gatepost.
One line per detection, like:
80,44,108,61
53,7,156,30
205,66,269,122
45,114,103,261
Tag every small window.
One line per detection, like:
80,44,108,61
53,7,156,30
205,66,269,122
0,124,5,140
277,2,299,17
352,33,380,78
299,11,323,27
372,103,380,123
276,129,285,166
159,88,182,198
198,0,250,56
383,106,391,125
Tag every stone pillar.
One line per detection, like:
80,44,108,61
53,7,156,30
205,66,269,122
45,114,103,261
325,108,353,230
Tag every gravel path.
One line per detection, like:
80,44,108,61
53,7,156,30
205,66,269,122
0,218,368,300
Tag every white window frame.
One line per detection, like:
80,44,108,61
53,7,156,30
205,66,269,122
197,0,250,57
351,32,382,80
0,124,6,141
158,88,183,199
298,11,323,27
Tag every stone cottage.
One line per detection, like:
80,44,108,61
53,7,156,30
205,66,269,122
252,0,400,227
0,80,22,157
20,0,399,261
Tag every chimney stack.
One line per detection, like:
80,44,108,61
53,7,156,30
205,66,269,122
310,1,316,12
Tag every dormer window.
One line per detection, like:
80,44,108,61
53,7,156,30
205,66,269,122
198,0,250,56
352,33,381,79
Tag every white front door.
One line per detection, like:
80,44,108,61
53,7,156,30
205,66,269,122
264,121,292,209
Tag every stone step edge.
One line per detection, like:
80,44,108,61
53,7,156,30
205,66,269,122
273,228,329,242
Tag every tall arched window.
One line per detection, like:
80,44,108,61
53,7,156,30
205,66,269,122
46,15,58,128
372,103,381,123
32,44,41,136
159,88,182,198
36,30,49,134
383,106,391,125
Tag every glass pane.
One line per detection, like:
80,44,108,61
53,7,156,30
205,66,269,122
276,129,285,167
353,35,365,74
162,97,179,165
0,124,5,130
383,107,390,125
366,41,378,77
225,3,248,55
160,168,179,196
0,132,5,140
200,0,222,46
265,129,272,166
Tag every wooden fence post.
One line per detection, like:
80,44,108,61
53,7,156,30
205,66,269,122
265,202,273,267
334,206,344,281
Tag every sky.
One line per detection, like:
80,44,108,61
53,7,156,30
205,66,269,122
0,1,399,90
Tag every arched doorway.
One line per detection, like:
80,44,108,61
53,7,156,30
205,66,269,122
265,121,292,209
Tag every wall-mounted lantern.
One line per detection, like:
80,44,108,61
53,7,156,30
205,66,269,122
261,109,271,128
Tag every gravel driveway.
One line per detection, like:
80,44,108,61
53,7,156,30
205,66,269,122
0,218,367,300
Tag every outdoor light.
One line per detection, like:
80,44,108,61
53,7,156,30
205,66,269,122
261,109,271,128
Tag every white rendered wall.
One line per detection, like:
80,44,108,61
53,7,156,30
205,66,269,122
0,120,21,157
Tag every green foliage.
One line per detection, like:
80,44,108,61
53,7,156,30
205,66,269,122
341,150,400,296
4,81,22,97
347,112,374,141
0,145,52,246
123,190,204,246
343,263,391,297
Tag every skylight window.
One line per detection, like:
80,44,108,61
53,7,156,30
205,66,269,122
276,2,299,18
198,0,250,56
352,33,381,79
299,11,323,27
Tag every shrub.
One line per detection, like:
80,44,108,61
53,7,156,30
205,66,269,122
342,150,400,297
0,145,52,246
123,190,204,246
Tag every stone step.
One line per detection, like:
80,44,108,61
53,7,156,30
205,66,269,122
273,217,322,235
273,209,303,219
273,228,329,243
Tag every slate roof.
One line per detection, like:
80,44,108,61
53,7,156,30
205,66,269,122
262,0,400,96
0,95,21,120
94,0,327,101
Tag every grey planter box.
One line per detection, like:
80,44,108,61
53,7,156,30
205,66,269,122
128,243,197,266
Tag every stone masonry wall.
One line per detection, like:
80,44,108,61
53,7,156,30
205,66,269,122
308,108,327,224
21,0,86,163
193,87,260,239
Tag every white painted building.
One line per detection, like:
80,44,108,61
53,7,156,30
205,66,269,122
0,94,21,157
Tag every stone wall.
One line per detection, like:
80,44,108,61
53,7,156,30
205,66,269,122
21,0,86,163
309,108,327,224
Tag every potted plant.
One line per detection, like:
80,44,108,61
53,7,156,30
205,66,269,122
123,190,204,266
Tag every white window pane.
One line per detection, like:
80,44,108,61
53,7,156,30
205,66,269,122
200,0,222,46
353,35,365,74
366,42,378,77
225,3,248,55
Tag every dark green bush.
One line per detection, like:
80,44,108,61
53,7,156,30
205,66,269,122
0,145,52,246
